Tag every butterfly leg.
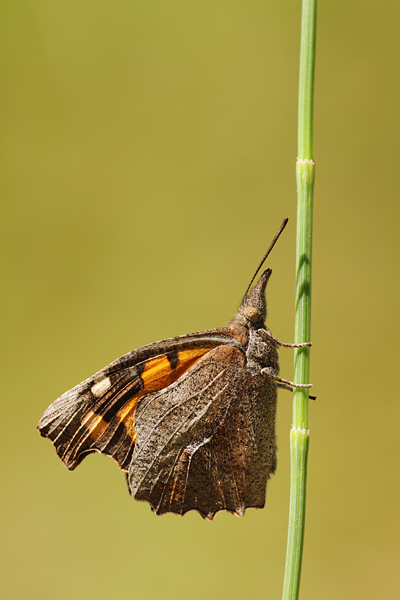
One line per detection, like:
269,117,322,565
261,367,312,389
277,382,316,400
258,328,312,348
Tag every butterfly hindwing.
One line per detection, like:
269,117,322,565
37,331,239,472
127,343,276,519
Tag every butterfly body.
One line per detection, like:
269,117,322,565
38,267,284,520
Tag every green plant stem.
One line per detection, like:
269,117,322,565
282,1,316,599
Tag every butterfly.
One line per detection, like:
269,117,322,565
37,218,312,520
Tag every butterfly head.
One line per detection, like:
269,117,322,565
240,268,271,326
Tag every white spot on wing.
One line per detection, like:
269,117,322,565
91,377,111,397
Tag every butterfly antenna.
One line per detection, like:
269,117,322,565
243,217,289,300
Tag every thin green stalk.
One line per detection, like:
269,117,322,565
282,1,316,599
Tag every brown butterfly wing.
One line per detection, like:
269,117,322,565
38,366,143,471
37,331,237,472
128,345,277,519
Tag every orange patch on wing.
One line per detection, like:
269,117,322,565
140,346,210,392
117,400,138,441
83,411,109,441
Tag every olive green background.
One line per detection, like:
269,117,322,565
1,1,399,599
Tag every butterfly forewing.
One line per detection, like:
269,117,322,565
38,331,240,472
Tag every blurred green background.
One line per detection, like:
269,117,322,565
1,1,399,599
